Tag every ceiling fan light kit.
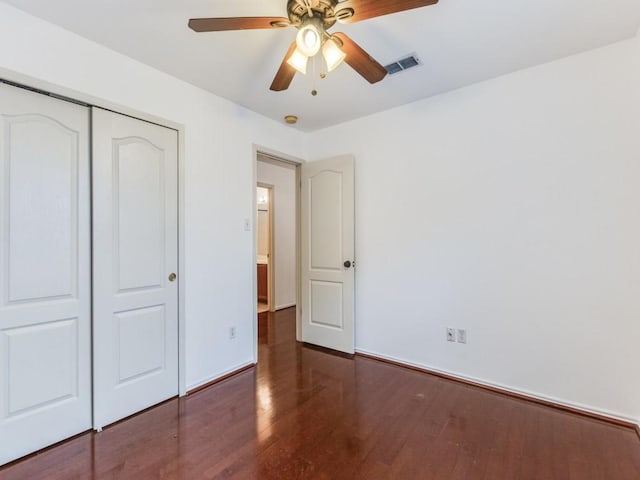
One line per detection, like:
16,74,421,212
289,17,346,75
188,0,439,92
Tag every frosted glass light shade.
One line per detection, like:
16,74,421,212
322,38,346,72
287,48,308,74
296,24,321,57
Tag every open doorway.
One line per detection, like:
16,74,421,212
256,184,272,314
255,152,300,357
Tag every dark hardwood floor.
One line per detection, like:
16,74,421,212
2,307,639,479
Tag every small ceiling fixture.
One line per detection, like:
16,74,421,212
284,115,298,124
188,0,439,92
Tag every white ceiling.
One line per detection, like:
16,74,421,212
4,0,640,131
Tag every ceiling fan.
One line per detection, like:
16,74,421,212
188,0,439,92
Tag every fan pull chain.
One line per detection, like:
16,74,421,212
311,54,318,96
319,49,327,81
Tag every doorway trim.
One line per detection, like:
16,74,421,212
252,145,304,363
0,70,188,398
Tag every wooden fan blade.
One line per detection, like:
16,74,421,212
333,33,387,84
270,42,298,92
337,0,438,23
188,17,289,32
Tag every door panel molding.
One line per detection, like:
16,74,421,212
4,113,80,304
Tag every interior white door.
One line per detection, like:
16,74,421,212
301,155,355,354
0,83,91,464
92,108,178,429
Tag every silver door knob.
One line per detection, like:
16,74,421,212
168,273,177,282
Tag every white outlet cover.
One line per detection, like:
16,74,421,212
457,329,467,344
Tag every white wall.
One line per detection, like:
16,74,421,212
257,157,297,309
0,3,307,390
308,36,640,423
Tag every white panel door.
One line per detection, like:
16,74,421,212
92,108,178,429
301,155,355,354
0,83,91,464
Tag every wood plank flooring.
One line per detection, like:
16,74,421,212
2,307,639,479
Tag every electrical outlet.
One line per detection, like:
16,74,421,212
446,327,456,342
457,329,467,344
229,326,236,339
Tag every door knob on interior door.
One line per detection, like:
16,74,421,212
168,273,177,282
343,260,352,268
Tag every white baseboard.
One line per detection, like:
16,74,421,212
356,348,639,427
274,302,296,311
186,361,255,394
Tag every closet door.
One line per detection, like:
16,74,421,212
0,84,91,465
92,108,179,429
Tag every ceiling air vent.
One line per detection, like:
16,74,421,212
384,54,421,75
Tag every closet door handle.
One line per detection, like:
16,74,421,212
168,273,177,282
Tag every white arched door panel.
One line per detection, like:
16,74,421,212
301,155,355,354
0,83,91,465
92,108,179,429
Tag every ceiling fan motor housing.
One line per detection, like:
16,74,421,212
287,0,341,30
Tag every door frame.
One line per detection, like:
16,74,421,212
0,73,188,398
253,146,304,362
